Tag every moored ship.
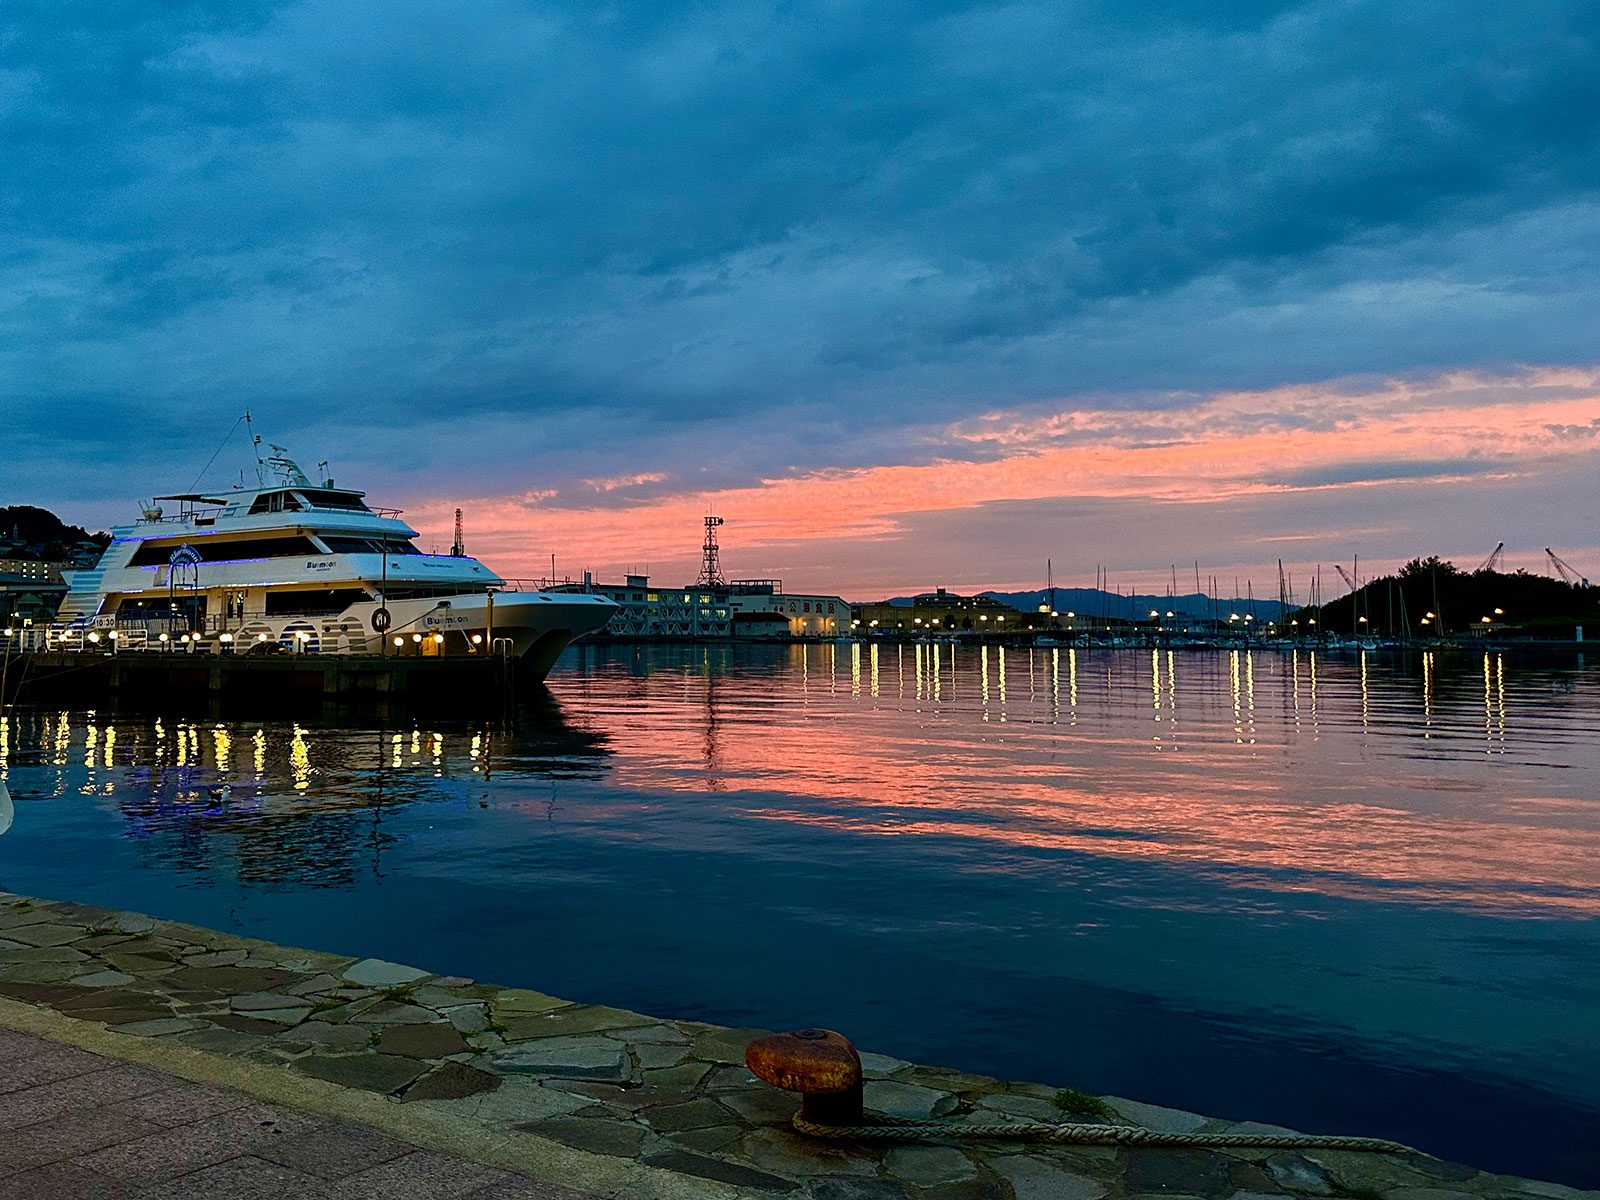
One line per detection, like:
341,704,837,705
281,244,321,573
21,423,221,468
49,445,614,680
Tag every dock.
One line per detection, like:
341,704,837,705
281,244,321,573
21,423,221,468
1,649,517,707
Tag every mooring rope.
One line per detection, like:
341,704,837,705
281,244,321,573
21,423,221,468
793,1113,1411,1153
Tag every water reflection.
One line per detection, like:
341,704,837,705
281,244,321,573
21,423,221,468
0,693,609,890
547,644,1600,918
2,646,1599,1183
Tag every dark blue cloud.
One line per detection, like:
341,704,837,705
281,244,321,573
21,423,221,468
2,0,1598,511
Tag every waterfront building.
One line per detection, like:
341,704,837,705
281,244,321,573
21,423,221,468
725,580,849,637
852,587,1033,635
558,575,849,639
562,574,733,638
0,558,68,623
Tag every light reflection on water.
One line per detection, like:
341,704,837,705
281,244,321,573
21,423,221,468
1,644,1598,1184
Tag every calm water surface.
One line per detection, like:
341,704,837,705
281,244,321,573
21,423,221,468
2,644,1597,1183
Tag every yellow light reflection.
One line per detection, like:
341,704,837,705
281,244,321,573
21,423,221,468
290,724,311,790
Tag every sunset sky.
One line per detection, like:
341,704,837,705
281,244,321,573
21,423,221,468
7,2,1599,597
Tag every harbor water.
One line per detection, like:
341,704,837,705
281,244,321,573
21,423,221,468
1,643,1596,1183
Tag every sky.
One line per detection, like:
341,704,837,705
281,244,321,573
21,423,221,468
4,1,1599,598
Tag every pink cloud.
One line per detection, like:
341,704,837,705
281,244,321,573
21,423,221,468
408,368,1600,593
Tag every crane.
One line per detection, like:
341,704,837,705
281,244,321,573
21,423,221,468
1332,564,1358,592
1476,542,1504,573
1545,548,1590,588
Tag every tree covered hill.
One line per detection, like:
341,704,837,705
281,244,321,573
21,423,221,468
0,505,110,561
1299,557,1598,637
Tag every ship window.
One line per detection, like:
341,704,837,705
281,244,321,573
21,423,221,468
247,491,303,514
318,536,421,555
379,585,489,600
298,490,370,511
127,535,321,567
265,588,371,616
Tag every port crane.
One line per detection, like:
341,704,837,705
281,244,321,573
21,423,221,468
1476,542,1504,573
1332,564,1358,592
1544,548,1591,588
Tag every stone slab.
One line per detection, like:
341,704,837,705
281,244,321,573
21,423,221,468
342,957,431,988
379,1022,471,1058
294,1052,429,1094
488,1036,630,1082
402,1061,504,1103
990,1154,1108,1200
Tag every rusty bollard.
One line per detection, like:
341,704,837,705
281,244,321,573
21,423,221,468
745,1028,864,1127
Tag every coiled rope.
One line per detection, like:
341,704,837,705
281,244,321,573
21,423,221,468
793,1113,1410,1154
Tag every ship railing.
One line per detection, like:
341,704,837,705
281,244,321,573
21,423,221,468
497,577,579,592
19,612,378,656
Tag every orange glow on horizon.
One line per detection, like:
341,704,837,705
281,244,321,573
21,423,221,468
405,367,1600,591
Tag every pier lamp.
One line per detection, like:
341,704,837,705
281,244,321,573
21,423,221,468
1358,616,1368,624
1149,609,1159,619
3,629,11,639
1308,618,1317,626
180,634,190,644
411,633,422,642
87,631,100,644
219,633,233,643
1494,607,1504,615
1425,611,1436,619
979,615,988,622
869,620,878,627
996,616,1004,623
158,633,168,644
1066,611,1075,618
257,633,268,642
432,633,444,647
392,636,404,648
471,634,482,644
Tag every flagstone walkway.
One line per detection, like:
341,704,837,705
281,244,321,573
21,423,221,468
0,890,1591,1200
0,1025,596,1199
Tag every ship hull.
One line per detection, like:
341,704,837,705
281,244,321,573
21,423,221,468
225,592,617,680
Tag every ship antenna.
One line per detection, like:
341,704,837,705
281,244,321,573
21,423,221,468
244,410,264,485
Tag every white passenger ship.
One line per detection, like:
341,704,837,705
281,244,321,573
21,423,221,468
53,446,615,679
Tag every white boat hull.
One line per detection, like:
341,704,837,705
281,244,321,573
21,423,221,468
225,592,616,679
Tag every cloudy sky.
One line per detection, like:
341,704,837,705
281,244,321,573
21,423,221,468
5,1,1599,596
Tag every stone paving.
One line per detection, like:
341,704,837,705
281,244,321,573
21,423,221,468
0,1024,596,1198
0,890,1592,1200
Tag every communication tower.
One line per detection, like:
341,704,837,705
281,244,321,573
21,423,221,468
451,508,465,558
698,516,726,587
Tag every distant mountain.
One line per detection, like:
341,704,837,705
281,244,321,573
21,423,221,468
876,588,1286,622
989,588,1286,621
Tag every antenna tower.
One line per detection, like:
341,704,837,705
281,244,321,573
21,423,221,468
698,516,726,586
451,508,465,558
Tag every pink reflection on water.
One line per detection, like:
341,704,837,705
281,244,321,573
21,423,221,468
555,646,1600,918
